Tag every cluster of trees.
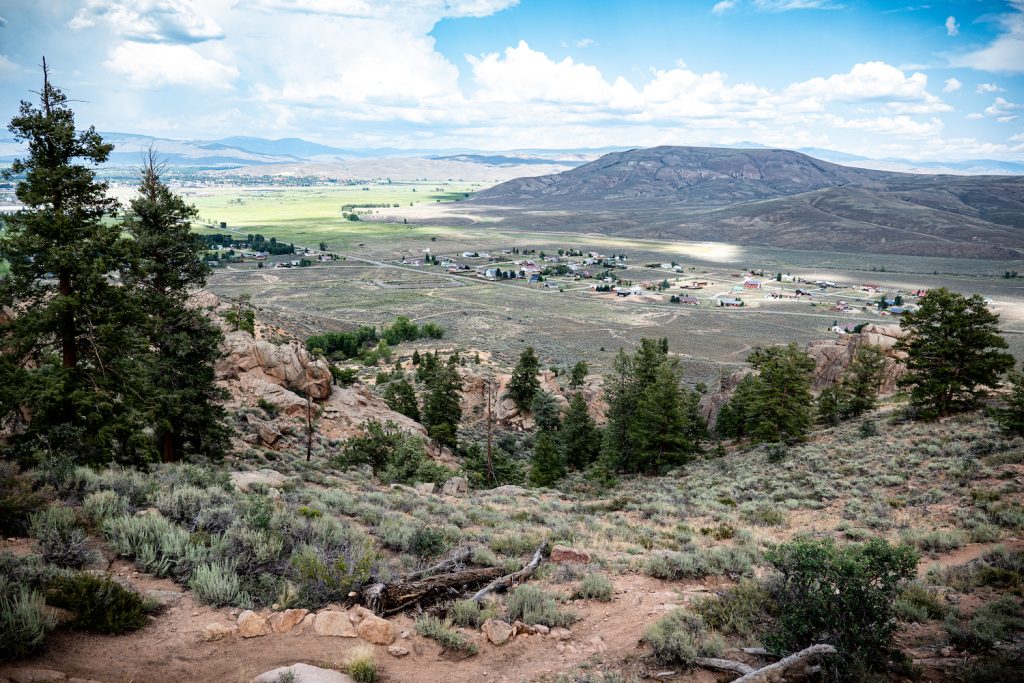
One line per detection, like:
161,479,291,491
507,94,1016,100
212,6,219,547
307,316,443,362
0,69,227,466
379,350,463,449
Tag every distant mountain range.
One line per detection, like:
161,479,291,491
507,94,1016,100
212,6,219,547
465,146,1024,260
0,133,1021,177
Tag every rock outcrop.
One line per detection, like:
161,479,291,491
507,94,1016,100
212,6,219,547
217,330,333,401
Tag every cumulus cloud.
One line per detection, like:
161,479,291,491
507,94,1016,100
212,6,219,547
712,1,738,14
950,1,1024,73
0,15,7,28
70,0,224,43
943,78,961,92
782,62,948,111
977,82,1003,93
105,42,239,88
945,16,958,36
984,96,1022,120
830,114,943,137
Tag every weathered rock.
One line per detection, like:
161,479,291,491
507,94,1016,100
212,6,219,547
4,669,67,683
313,610,357,637
413,482,436,495
387,645,410,657
270,608,309,633
201,622,238,641
237,610,273,638
145,589,184,607
548,627,572,641
246,413,282,446
486,484,528,495
350,605,396,645
482,618,514,645
532,623,550,635
230,469,288,492
252,663,355,683
188,291,222,311
550,545,591,564
441,476,468,497
217,331,333,400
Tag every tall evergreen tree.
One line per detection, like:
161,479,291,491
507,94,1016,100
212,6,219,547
895,288,1013,418
843,343,887,416
561,392,599,470
122,151,227,462
383,377,420,423
529,431,565,487
530,390,561,433
421,360,461,448
625,362,703,473
505,346,541,411
0,62,144,463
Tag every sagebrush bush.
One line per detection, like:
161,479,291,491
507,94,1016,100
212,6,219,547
644,610,724,666
0,462,46,536
82,490,128,525
506,585,577,627
190,561,249,607
0,582,56,662
573,573,613,602
29,506,93,569
944,595,1024,652
45,572,152,634
415,615,477,654
693,578,775,639
894,583,948,623
448,598,484,628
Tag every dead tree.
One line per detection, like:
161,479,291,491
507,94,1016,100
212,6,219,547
471,541,547,603
695,644,837,682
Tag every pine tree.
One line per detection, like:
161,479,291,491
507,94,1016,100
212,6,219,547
746,344,816,444
421,361,461,448
122,151,228,462
715,374,758,439
505,346,541,411
529,431,565,487
383,378,420,423
843,344,887,417
626,362,701,473
561,392,599,470
569,360,588,388
530,390,561,433
0,62,144,463
896,288,1013,418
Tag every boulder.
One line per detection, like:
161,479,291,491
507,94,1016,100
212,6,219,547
313,610,357,637
482,618,514,645
230,469,288,492
217,331,333,400
201,622,238,642
252,664,355,683
245,414,283,446
550,545,591,564
237,610,273,638
350,605,396,645
549,627,573,641
270,608,309,633
441,476,468,497
413,482,436,495
387,645,409,657
486,484,528,496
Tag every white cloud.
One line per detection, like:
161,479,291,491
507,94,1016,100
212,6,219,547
945,16,958,37
977,82,1003,93
966,113,984,120
712,1,738,14
782,62,948,111
950,1,1024,73
943,78,961,92
753,0,841,10
105,42,239,88
70,0,224,43
984,96,1022,119
0,54,21,78
829,114,943,137
0,15,8,28
997,115,1018,122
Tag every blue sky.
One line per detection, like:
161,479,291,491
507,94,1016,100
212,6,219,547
0,1,1022,160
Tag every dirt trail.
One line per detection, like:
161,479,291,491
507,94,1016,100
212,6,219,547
0,570,719,683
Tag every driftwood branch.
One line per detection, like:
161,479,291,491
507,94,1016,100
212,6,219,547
695,658,755,675
404,547,472,581
732,644,837,683
362,565,504,616
471,541,548,603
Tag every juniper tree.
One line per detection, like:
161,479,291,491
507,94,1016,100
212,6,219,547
122,151,228,462
528,431,565,487
421,360,461,448
0,61,143,463
505,346,541,411
383,377,420,423
530,390,561,433
895,288,1013,418
561,392,599,470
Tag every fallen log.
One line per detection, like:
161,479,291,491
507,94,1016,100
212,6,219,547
732,644,837,683
362,565,505,616
471,541,548,603
695,658,755,676
404,547,472,581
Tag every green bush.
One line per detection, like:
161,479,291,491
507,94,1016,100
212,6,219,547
190,561,249,607
45,572,152,634
82,490,129,525
894,582,948,623
765,537,918,678
288,542,377,608
29,506,94,569
0,582,56,661
573,573,613,602
0,462,46,536
448,598,487,628
505,585,577,627
415,615,477,654
693,578,775,639
944,596,1024,652
644,610,724,666
345,644,377,683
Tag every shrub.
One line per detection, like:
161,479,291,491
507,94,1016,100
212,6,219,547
409,526,449,560
944,596,1024,652
46,572,153,634
82,490,128,525
644,610,724,666
288,542,377,608
345,644,377,683
29,506,94,569
505,585,577,627
103,513,200,580
190,561,249,607
894,583,948,623
415,615,477,654
573,573,613,602
0,583,56,661
765,538,918,677
155,486,221,531
693,578,775,639
0,462,46,536
448,598,486,628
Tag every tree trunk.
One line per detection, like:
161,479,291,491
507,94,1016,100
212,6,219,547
361,566,505,616
161,432,176,463
471,542,547,603
58,271,76,369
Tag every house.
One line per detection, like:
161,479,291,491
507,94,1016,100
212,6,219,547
743,278,762,290
528,274,541,284
660,263,673,270
461,251,475,258
290,259,302,266
678,295,699,305
912,289,928,297
831,323,860,334
718,298,743,307
319,254,333,262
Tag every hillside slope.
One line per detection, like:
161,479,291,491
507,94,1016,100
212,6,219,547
465,146,1024,259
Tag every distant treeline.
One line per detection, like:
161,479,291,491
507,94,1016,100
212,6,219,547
307,316,443,360
200,233,295,255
